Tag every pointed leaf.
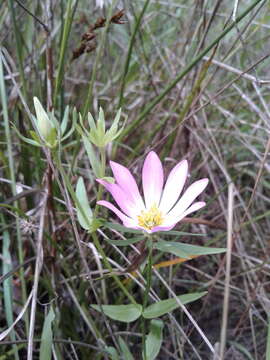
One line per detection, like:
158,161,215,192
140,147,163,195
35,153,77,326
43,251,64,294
89,131,100,147
12,124,41,147
75,177,93,230
97,107,105,133
39,306,55,360
91,304,142,323
143,292,207,319
143,319,164,360
163,230,206,237
103,222,142,234
60,105,70,135
87,111,97,131
105,108,122,140
82,134,102,177
154,241,226,258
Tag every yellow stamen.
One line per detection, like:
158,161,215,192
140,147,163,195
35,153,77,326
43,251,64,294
137,204,164,230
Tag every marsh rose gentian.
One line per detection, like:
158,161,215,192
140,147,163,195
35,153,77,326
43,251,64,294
97,151,208,233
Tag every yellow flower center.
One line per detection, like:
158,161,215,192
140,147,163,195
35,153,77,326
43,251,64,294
137,204,164,230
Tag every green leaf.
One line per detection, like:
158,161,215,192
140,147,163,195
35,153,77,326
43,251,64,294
87,112,97,132
143,319,164,360
46,127,57,148
143,292,207,319
162,230,206,237
97,107,105,133
30,130,42,143
103,222,143,234
75,177,93,230
154,240,226,258
39,306,55,360
105,346,119,360
91,304,142,323
82,134,102,177
118,337,134,360
12,125,41,147
60,105,69,135
105,108,122,140
104,236,144,246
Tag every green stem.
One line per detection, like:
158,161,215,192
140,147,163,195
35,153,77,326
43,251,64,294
0,51,29,337
118,0,151,107
7,0,27,97
91,231,137,305
82,0,118,120
53,0,76,107
142,238,153,359
94,147,106,218
55,150,137,305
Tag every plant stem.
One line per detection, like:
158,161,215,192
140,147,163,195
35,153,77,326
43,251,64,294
94,147,106,218
118,0,151,107
82,0,118,120
142,238,153,359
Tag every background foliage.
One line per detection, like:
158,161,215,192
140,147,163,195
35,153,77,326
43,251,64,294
1,0,270,359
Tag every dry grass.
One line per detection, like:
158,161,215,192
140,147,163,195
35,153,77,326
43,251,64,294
1,0,270,359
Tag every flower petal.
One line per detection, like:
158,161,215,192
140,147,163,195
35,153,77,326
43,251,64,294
142,151,164,209
159,160,188,214
152,201,206,233
168,178,208,218
97,179,140,217
150,224,176,233
97,200,139,228
110,161,145,211
165,201,206,226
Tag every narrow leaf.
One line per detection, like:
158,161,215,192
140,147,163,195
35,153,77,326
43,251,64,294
162,230,206,237
154,241,226,257
143,319,164,360
39,306,55,360
103,222,142,234
60,105,69,135
91,304,142,323
143,292,207,319
82,134,102,177
75,177,93,230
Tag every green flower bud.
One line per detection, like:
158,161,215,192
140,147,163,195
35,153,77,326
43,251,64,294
33,97,57,147
80,107,124,148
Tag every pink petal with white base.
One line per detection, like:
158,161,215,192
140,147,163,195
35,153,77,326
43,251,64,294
110,161,145,210
168,179,208,218
159,160,188,214
97,200,138,228
142,151,164,209
150,224,176,233
163,201,206,228
97,179,139,217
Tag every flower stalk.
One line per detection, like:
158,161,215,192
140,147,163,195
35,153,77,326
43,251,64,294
142,236,154,359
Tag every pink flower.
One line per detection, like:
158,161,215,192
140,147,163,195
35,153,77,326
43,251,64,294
97,151,209,233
